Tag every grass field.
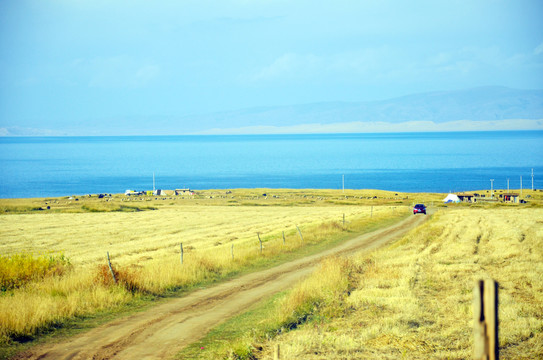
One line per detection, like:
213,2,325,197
0,189,417,354
0,203,374,267
1,188,541,358
181,206,543,359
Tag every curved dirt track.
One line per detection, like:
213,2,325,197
18,213,430,360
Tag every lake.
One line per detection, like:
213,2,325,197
0,131,542,198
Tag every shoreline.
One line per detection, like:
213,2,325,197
1,188,541,215
1,186,540,200
1,188,444,201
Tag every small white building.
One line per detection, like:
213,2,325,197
175,188,194,195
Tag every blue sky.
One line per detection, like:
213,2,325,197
1,0,542,134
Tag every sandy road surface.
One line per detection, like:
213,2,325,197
18,213,430,360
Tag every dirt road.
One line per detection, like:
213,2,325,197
18,213,430,360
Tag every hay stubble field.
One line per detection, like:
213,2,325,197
1,189,542,359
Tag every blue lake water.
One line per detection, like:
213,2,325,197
0,131,542,198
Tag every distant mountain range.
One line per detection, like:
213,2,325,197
188,86,543,134
2,86,543,136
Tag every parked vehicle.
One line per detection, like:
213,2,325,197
413,204,426,215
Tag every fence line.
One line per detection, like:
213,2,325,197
171,207,407,273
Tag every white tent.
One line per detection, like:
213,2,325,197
443,194,460,203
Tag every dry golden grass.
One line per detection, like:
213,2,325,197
0,191,407,346
0,204,376,267
2,188,541,354
243,207,543,359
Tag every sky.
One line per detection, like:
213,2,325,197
1,0,542,135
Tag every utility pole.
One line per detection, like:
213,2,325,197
153,172,156,192
520,176,523,198
507,178,509,193
490,179,494,199
532,168,534,191
342,174,345,193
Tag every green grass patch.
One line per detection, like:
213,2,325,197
80,205,158,212
178,292,286,359
0,206,45,214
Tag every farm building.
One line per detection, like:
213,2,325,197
154,189,175,196
175,188,194,195
457,194,476,203
501,193,520,203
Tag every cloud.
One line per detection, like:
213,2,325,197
250,43,542,88
535,42,543,55
135,65,161,86
251,53,322,81
249,45,531,87
71,56,160,88
250,47,393,83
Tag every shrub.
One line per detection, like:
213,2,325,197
0,252,71,292
94,264,145,294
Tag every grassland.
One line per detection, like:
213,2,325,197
1,188,541,359
181,206,543,359
0,189,423,267
0,188,422,355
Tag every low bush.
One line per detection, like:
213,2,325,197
94,264,146,294
0,252,71,292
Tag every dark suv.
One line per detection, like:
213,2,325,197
413,204,426,215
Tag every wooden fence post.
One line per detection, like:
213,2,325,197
257,233,263,253
282,231,286,245
474,279,499,360
106,252,117,284
371,206,373,218
180,243,184,265
296,225,304,244
231,243,234,260
274,343,280,360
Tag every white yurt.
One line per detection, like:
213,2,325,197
443,194,460,203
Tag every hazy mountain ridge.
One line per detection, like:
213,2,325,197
190,86,543,131
2,87,542,136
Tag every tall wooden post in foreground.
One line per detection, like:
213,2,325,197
474,279,498,360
